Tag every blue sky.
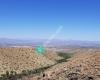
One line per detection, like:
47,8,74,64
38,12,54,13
0,0,100,41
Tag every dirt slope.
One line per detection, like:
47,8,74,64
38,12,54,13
0,48,55,75
39,52,100,80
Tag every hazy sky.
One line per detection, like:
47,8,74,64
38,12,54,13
0,0,100,41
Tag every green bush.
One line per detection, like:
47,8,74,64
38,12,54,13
57,52,71,59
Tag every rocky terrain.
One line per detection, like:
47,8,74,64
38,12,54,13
0,47,99,80
0,48,55,75
39,51,100,80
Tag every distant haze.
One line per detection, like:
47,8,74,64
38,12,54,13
0,38,100,48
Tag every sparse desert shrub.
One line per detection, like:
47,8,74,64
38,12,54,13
6,71,10,77
22,70,28,76
0,71,18,80
0,74,8,80
56,59,67,63
10,71,17,76
56,52,71,63
57,52,71,59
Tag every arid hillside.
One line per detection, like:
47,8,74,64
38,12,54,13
40,52,100,80
0,48,55,75
0,48,99,80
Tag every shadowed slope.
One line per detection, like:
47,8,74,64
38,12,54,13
40,52,100,80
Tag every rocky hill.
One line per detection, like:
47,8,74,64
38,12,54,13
39,52,100,80
0,47,100,80
0,48,55,75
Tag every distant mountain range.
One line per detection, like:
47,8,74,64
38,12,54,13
0,38,100,48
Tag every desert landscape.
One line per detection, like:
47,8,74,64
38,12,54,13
0,47,99,80
0,0,100,80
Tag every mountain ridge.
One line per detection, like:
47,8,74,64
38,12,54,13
0,38,100,48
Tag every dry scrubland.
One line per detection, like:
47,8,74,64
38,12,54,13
40,52,100,80
0,48,99,80
0,48,56,75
